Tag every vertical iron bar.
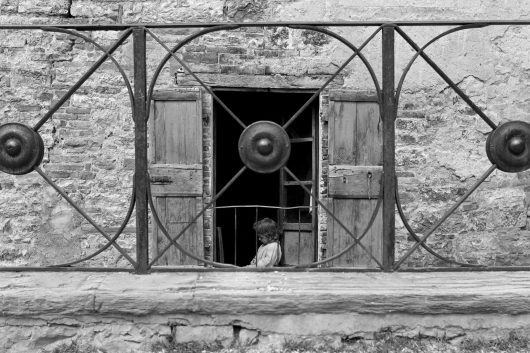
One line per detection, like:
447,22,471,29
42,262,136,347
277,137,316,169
133,27,149,274
234,208,237,266
382,25,396,271
298,208,301,265
255,207,258,267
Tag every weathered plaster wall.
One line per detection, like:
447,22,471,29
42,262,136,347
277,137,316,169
0,0,529,267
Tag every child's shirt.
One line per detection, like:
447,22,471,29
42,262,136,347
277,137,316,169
248,242,282,267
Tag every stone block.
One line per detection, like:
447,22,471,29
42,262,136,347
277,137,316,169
174,325,233,346
18,0,71,15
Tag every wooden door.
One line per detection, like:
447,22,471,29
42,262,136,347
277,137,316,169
327,91,383,267
149,89,204,265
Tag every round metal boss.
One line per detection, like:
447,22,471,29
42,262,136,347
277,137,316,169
486,120,530,173
0,123,44,175
238,121,291,173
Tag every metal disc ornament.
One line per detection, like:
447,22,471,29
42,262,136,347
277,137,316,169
0,123,44,175
486,120,530,172
238,121,291,173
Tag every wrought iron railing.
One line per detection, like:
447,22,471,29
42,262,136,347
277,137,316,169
0,21,529,273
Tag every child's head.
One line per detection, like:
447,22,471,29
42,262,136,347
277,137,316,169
253,218,279,244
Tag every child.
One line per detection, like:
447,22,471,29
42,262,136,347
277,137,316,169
247,218,282,268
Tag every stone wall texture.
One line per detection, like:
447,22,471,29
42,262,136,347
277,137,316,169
0,0,529,268
2,271,530,353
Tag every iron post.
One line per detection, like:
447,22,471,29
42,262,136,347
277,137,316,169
382,25,396,271
133,27,149,274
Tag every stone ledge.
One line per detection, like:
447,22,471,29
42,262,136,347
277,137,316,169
1,270,530,316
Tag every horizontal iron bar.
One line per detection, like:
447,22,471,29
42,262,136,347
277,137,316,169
215,205,317,210
147,266,530,272
2,21,530,30
0,266,134,272
1,265,530,272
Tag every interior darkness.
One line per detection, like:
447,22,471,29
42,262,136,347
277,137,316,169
214,90,316,266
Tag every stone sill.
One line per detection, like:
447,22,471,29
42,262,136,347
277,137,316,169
1,270,530,316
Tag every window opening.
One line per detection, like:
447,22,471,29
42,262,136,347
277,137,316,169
213,90,318,266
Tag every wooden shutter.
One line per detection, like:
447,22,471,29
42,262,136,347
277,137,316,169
327,91,383,267
149,89,204,265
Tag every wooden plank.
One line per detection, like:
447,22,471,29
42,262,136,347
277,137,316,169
154,197,167,265
328,166,382,198
283,223,313,231
283,181,312,186
283,230,314,265
352,199,380,267
167,197,190,265
148,100,155,163
328,100,357,164
152,90,201,101
165,197,203,265
149,167,202,196
329,165,383,175
329,198,355,266
290,137,313,143
355,102,382,165
369,200,383,267
330,91,378,102
153,101,167,164
159,100,202,165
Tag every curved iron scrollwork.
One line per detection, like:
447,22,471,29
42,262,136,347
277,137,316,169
0,21,529,272
0,27,137,269
145,24,384,269
392,23,530,270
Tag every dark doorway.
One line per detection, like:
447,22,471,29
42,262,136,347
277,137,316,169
214,89,318,266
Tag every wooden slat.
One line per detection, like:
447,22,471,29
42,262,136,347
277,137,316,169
329,199,354,266
156,100,202,165
328,99,357,165
283,223,313,231
355,102,382,165
290,137,313,143
352,199,382,267
153,101,166,164
162,197,204,266
149,166,202,196
327,199,382,267
283,230,314,265
283,181,312,186
329,91,378,102
369,201,383,267
328,166,382,198
152,90,201,101
153,197,167,265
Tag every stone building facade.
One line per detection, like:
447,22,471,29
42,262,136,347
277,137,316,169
0,0,529,268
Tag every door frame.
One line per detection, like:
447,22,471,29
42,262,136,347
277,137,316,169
211,87,319,265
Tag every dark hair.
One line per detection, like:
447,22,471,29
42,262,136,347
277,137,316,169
253,218,279,242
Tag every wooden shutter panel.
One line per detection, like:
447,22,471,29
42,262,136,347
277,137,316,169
327,91,383,267
149,89,204,266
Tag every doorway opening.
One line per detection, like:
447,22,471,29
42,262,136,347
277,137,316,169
213,89,318,266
